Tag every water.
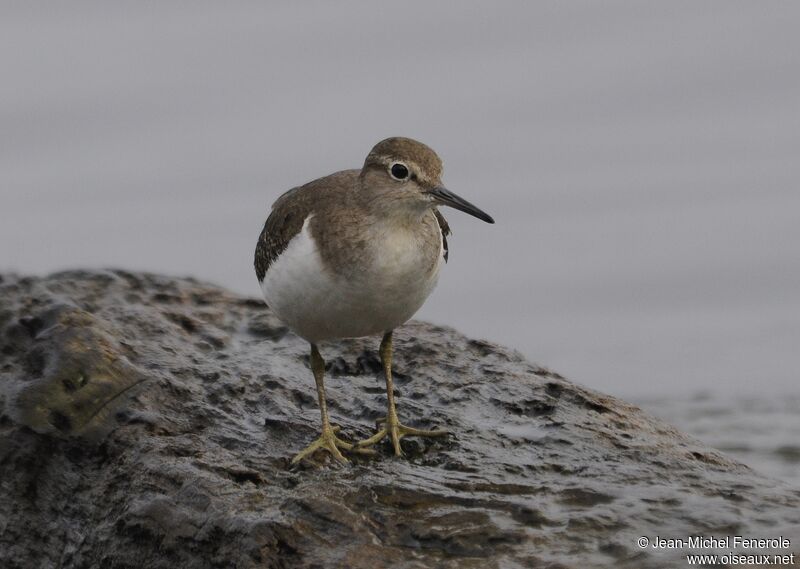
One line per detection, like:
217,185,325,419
1,2,798,486
635,393,800,488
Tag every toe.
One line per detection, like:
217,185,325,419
327,444,349,464
400,425,449,437
353,428,388,448
291,428,358,465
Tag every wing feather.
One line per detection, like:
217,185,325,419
433,208,451,262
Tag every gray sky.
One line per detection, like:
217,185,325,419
2,1,799,397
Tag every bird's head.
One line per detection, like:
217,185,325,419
359,137,494,224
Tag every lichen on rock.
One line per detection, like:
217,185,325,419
7,302,146,438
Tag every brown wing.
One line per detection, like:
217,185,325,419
254,170,357,282
254,188,308,282
433,208,451,262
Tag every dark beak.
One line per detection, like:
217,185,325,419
429,186,495,224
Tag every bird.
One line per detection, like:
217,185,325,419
254,137,494,464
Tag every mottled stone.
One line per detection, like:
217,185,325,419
0,270,798,568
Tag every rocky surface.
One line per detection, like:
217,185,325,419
0,270,798,568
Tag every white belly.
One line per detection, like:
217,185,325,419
260,216,443,343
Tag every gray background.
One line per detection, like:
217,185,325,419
2,2,798,482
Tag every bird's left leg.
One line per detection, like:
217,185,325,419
354,331,448,456
291,344,373,465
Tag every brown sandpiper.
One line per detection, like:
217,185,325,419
254,137,494,464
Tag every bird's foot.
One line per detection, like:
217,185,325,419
291,425,374,465
354,416,448,456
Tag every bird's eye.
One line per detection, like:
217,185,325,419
389,162,409,181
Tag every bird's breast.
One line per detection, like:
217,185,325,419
369,224,441,286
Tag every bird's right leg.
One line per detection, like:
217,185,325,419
354,331,448,456
291,344,371,465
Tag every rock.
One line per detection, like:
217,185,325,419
0,270,797,569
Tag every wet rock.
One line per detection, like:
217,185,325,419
0,270,798,568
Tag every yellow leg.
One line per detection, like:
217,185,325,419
291,344,373,465
355,331,448,456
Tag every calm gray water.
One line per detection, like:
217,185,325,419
2,2,798,485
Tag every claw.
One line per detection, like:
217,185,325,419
355,417,448,456
291,425,375,465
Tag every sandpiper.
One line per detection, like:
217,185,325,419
254,137,494,464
